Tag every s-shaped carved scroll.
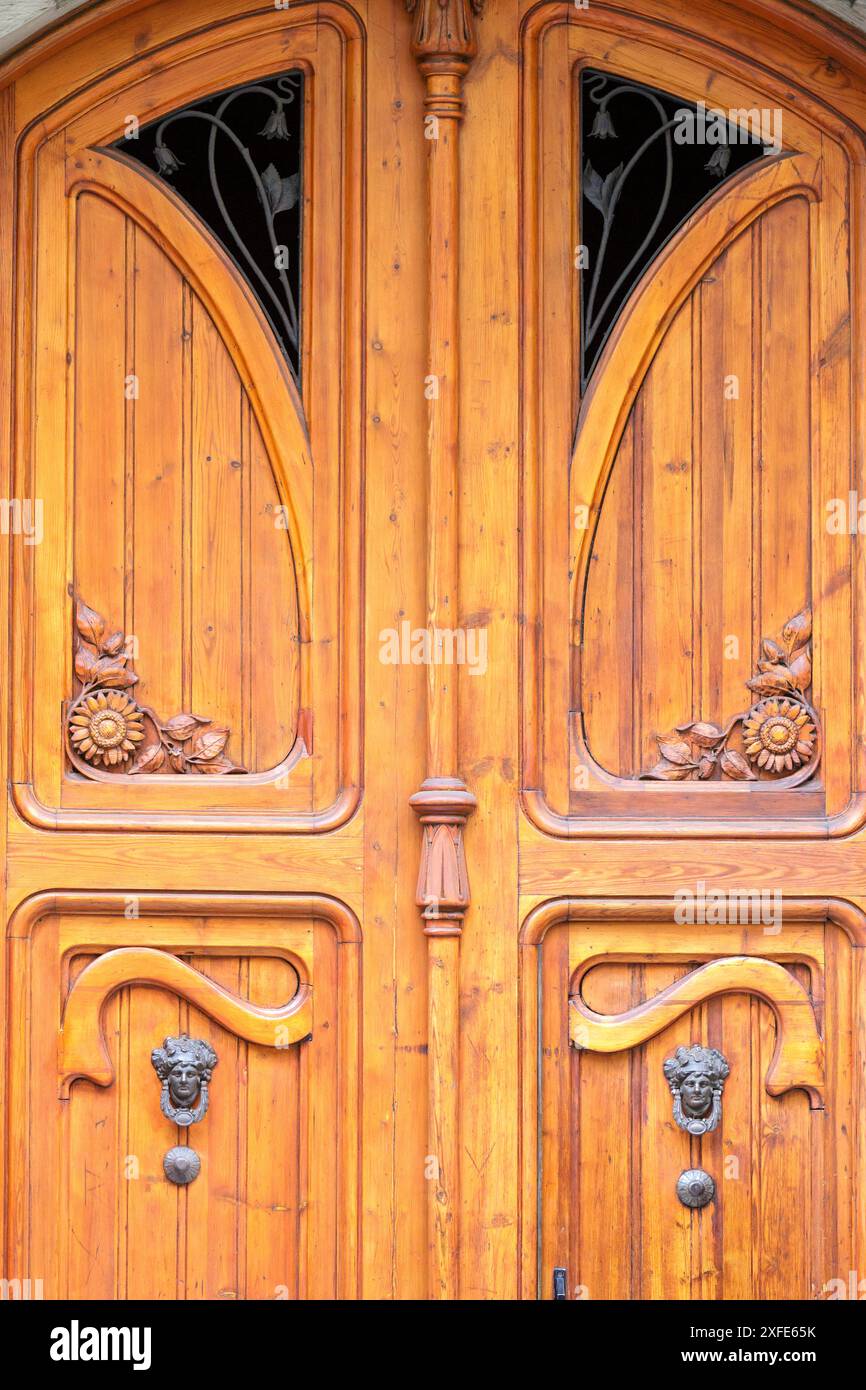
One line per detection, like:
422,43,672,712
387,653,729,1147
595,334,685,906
569,955,824,1106
59,946,312,1095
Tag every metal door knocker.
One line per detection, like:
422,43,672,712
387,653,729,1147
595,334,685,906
663,1043,729,1136
151,1034,218,1185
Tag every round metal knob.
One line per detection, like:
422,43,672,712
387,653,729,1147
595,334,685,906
676,1168,715,1209
163,1145,201,1186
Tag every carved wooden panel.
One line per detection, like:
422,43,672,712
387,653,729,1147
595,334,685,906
521,901,865,1300
5,896,360,1299
520,12,863,836
10,10,363,829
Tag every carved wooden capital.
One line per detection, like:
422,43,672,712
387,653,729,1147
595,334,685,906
410,777,477,936
406,0,484,104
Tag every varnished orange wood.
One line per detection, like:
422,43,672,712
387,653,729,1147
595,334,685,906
521,5,866,840
407,0,483,1301
7,8,363,833
6,892,361,1298
2,0,866,1303
60,947,313,1093
523,900,865,1299
570,956,823,1102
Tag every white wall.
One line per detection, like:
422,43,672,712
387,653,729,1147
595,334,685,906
0,0,85,43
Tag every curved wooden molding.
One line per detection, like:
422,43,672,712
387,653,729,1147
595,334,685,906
60,946,313,1095
7,889,362,944
569,955,823,1104
519,895,866,947
4,0,866,100
10,780,360,835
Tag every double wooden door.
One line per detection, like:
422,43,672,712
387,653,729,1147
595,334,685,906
1,0,865,1301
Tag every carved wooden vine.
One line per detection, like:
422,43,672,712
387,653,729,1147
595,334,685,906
66,600,246,775
640,608,819,785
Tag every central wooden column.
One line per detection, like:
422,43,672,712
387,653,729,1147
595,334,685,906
406,0,483,1300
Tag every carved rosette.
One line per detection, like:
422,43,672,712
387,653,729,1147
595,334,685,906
410,777,477,937
640,608,820,786
66,599,246,776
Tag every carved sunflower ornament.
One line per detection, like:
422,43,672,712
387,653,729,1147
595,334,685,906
68,690,145,767
743,698,816,775
640,608,819,785
66,600,247,777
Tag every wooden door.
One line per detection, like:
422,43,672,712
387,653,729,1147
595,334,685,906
517,3,866,1301
1,2,365,1301
1,0,866,1304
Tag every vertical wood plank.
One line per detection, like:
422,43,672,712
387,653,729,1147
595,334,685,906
129,226,185,718
244,957,301,1300
699,231,755,720
188,298,244,751
575,961,634,1299
248,412,299,771
637,304,694,762
184,954,241,1300
73,194,128,623
756,997,811,1298
64,972,121,1299
758,198,812,640
639,965,693,1300
581,418,636,777
360,0,429,1303
539,924,571,1298
124,986,182,1299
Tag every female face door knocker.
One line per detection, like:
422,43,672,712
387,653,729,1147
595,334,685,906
663,1044,730,1137
151,1034,218,1185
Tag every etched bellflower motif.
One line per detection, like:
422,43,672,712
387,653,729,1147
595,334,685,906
705,145,731,179
590,106,617,140
259,107,290,141
154,142,183,176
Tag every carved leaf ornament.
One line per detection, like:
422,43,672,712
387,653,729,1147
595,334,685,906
66,600,247,776
640,608,819,785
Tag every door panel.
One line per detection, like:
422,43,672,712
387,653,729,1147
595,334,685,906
521,11,861,836
11,11,363,830
528,905,863,1300
7,898,359,1300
